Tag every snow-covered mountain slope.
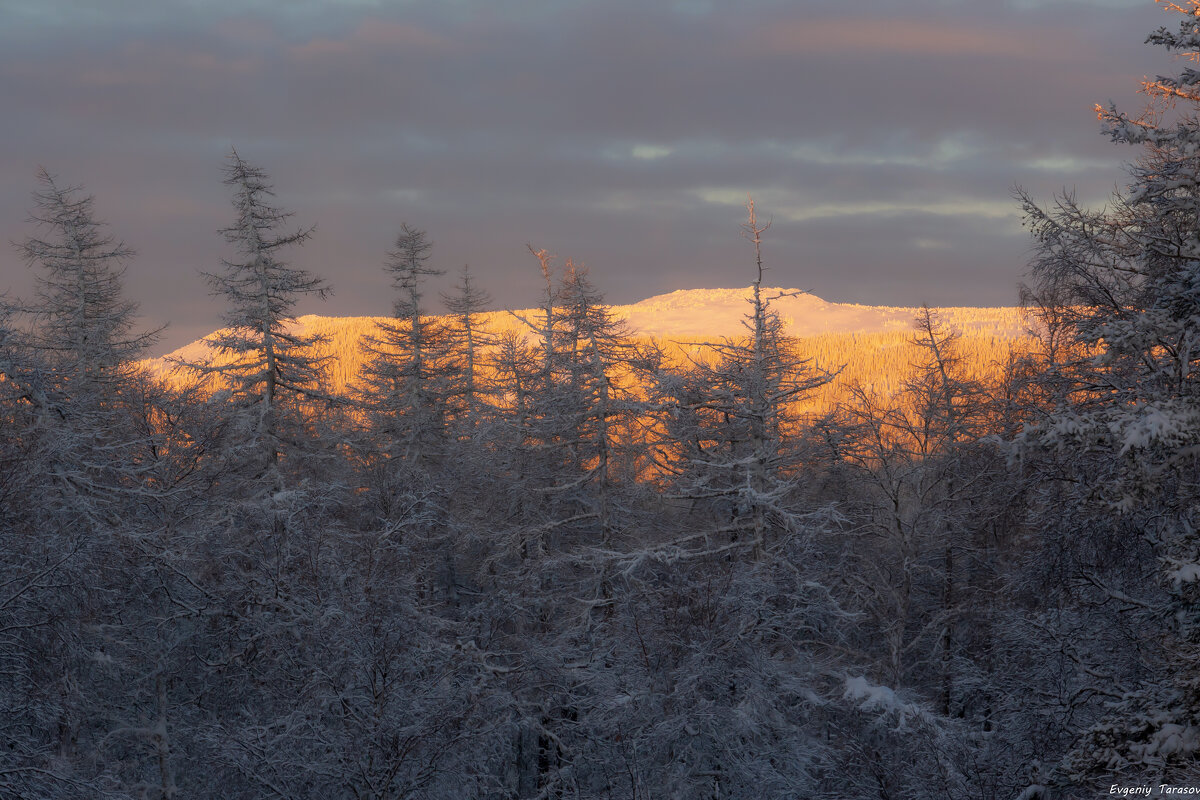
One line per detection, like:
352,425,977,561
151,287,1026,363
608,287,1025,340
143,287,1030,409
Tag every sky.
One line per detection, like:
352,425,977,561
0,0,1172,352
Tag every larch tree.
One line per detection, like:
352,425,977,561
504,248,641,548
552,259,639,543
10,167,164,512
184,148,332,469
441,263,494,427
359,223,456,464
161,153,341,789
647,199,835,559
501,246,576,547
0,169,186,800
16,168,158,413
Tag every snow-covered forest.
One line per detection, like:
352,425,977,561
5,5,1200,799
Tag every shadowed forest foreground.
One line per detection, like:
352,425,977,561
6,6,1200,796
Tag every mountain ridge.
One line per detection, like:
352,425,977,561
148,286,1028,367
142,287,1031,413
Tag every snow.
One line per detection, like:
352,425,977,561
1128,718,1200,761
1118,405,1191,454
843,675,927,728
1166,561,1200,588
146,287,1025,366
613,287,1024,340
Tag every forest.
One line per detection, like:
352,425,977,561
4,5,1200,800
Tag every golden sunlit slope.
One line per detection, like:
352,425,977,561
143,288,1032,411
614,287,1026,341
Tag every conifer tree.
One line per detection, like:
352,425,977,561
1016,1,1200,786
9,168,166,510
1,170,180,799
442,264,494,426
360,224,458,462
184,148,331,467
505,249,639,546
18,168,157,407
648,199,834,558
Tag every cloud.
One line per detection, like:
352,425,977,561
0,0,1170,350
912,237,951,250
692,187,1020,224
630,144,673,161
755,17,1067,59
290,20,450,59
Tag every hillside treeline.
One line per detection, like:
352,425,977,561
145,306,1030,423
7,5,1200,793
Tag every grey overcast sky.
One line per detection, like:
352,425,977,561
0,0,1170,351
